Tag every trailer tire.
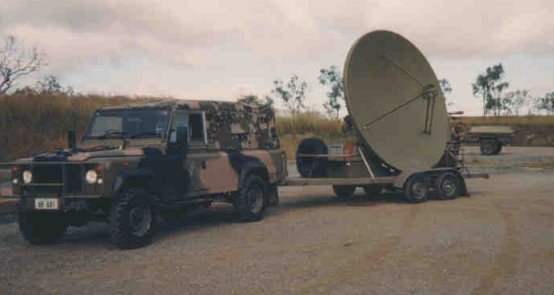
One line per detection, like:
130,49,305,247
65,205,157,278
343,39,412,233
363,185,383,197
296,138,328,178
404,174,428,203
333,185,356,198
435,172,460,200
480,139,499,155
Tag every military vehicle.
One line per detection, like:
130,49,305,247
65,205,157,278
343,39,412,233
8,100,286,248
464,125,514,155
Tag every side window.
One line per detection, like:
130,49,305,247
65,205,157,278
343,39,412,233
189,113,205,143
169,111,205,144
170,112,188,143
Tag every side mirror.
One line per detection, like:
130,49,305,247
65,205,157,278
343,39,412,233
67,130,77,149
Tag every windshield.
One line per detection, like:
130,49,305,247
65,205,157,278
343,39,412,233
84,108,170,139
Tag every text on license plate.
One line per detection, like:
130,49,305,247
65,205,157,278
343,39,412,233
34,198,59,210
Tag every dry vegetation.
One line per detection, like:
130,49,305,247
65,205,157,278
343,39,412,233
0,95,552,162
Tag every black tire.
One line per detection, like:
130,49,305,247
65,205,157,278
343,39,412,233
234,174,268,222
363,185,383,197
268,184,279,207
496,143,503,154
18,204,67,245
109,189,157,249
435,172,460,200
480,140,499,155
296,138,328,178
404,174,428,203
332,185,356,198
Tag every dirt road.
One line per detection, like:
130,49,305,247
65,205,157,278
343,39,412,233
0,169,553,294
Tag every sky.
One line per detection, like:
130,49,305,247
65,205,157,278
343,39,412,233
1,0,553,116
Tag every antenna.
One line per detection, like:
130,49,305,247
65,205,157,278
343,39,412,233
343,30,449,172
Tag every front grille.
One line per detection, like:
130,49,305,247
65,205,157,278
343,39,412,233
24,164,84,195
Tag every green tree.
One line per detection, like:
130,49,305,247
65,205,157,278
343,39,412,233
503,89,530,115
237,94,273,108
271,75,307,115
535,92,554,115
472,63,509,116
318,65,344,118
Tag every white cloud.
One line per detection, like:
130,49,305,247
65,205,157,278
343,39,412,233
3,0,552,70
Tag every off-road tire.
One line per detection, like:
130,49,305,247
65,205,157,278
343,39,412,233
234,174,268,222
109,189,157,249
480,140,500,155
404,174,428,203
332,185,356,198
363,185,383,197
268,184,279,207
18,204,67,245
435,172,460,200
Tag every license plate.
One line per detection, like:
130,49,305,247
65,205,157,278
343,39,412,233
34,198,59,210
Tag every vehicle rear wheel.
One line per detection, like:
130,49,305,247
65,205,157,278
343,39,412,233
363,185,383,197
404,174,428,203
234,174,268,222
480,140,499,155
435,172,460,200
332,185,356,198
18,204,67,245
109,188,157,249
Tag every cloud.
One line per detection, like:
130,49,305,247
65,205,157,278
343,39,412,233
1,0,553,71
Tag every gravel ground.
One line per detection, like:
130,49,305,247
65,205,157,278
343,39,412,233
1,148,554,294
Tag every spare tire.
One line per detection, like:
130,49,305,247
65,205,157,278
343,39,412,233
296,138,328,177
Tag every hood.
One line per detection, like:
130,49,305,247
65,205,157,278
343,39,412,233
33,145,146,162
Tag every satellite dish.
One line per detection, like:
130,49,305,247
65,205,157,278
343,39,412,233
343,30,449,172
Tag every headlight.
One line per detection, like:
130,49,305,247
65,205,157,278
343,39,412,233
85,170,98,184
22,170,33,184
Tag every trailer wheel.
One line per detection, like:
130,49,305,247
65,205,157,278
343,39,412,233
480,139,499,155
332,185,355,198
404,174,428,203
363,185,383,197
435,172,459,200
495,143,503,154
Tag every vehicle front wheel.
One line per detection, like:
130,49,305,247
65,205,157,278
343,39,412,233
18,204,67,245
109,189,157,249
234,174,268,222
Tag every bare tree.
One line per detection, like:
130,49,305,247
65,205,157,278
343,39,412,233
271,75,308,115
0,36,47,94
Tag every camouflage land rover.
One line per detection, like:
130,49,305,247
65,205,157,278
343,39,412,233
10,99,287,249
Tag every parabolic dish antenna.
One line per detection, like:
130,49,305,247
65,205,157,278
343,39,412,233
343,30,449,172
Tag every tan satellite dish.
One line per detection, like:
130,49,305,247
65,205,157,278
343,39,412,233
343,30,449,172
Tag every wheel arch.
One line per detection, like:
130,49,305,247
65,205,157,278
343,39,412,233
112,167,156,198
